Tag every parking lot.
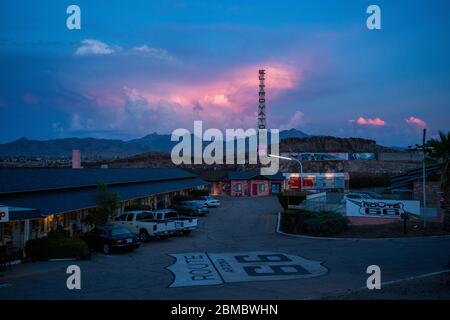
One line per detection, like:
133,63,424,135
1,196,450,299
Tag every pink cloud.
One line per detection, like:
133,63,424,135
405,116,426,128
354,117,386,126
83,62,301,132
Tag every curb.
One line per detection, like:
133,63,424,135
48,258,78,262
276,212,450,241
364,269,450,289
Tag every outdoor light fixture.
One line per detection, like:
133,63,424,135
268,154,303,190
407,128,429,228
324,173,334,179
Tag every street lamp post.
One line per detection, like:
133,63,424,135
422,128,427,228
268,154,303,191
407,128,428,228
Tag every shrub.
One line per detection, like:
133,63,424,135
281,210,348,236
25,232,90,261
304,211,349,236
277,191,307,209
280,209,315,234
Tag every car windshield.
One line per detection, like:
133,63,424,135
136,212,154,220
165,212,178,218
110,228,131,236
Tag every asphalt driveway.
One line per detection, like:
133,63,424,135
1,196,449,299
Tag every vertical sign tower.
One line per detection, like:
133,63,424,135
258,69,266,129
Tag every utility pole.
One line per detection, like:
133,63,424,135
422,128,427,228
268,154,303,190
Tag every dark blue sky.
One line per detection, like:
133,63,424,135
0,0,449,146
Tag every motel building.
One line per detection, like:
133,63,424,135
228,171,285,197
283,172,350,192
0,168,208,252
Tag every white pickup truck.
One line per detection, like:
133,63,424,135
113,211,177,242
152,209,198,235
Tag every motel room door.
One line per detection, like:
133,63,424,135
252,183,258,196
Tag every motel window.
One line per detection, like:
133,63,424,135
235,183,242,192
259,184,265,193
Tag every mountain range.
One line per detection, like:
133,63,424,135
0,129,309,159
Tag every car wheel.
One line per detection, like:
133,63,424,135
102,244,111,255
139,229,150,242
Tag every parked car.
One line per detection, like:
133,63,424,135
354,191,381,199
81,226,140,255
151,209,198,235
171,201,209,216
197,196,221,208
114,211,177,242
341,192,373,204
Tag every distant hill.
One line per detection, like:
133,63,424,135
279,128,309,139
280,136,396,153
0,129,309,159
0,135,174,159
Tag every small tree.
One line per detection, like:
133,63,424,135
84,184,120,226
427,131,450,230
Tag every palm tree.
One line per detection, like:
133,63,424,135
427,131,450,230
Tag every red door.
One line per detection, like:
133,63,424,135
252,183,258,196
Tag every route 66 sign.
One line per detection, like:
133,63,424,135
166,252,328,287
346,199,420,218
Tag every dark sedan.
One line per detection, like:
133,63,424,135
81,226,140,254
171,201,209,216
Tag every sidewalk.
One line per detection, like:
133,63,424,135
0,259,80,282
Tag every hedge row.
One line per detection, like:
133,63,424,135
25,231,90,261
281,209,348,237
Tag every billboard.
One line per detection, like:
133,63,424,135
0,206,9,223
346,199,420,218
296,153,348,161
288,153,376,161
348,153,376,160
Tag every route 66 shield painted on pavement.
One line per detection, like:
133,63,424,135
166,252,328,288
